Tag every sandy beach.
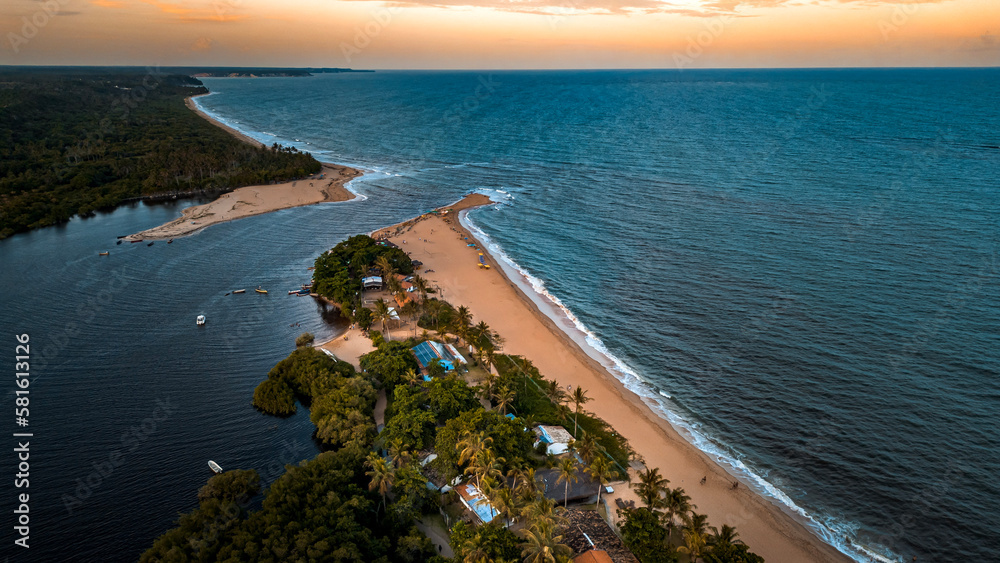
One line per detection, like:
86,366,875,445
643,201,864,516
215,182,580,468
336,195,854,563
125,98,364,241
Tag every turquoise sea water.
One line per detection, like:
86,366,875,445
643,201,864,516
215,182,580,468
1,69,997,562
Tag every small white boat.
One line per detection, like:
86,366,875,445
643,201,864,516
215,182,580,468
196,315,206,326
208,460,223,474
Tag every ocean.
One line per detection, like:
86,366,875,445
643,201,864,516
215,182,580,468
1,69,997,562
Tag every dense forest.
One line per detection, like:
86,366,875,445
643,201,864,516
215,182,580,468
0,69,321,238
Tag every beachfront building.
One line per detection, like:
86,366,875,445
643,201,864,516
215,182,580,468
393,274,418,307
454,483,498,525
533,424,574,455
362,276,383,290
411,340,467,373
535,467,601,505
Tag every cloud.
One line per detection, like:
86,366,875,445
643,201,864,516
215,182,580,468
190,36,216,51
704,0,954,11
90,0,125,7
140,0,251,23
347,0,954,17
370,0,731,16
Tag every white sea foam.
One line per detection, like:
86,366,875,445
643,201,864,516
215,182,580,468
459,208,901,563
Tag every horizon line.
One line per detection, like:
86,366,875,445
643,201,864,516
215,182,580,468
2,64,999,72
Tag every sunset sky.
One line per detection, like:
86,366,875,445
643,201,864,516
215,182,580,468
1,0,997,68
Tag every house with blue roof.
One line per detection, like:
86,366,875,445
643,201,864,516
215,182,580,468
411,340,467,374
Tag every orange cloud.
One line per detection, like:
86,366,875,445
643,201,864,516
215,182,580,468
363,0,958,17
140,0,250,23
90,0,126,7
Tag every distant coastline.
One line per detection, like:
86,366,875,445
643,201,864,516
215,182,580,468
125,94,364,240
190,68,374,78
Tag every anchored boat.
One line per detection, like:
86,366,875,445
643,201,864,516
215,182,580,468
196,315,206,326
255,287,268,294
232,289,246,294
208,460,223,474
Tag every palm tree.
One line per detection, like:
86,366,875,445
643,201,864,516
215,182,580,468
455,305,473,343
506,460,529,494
570,431,599,464
482,345,497,374
493,385,515,415
400,299,419,337
424,299,443,330
677,527,709,563
478,475,501,521
685,512,710,536
632,466,670,510
372,298,391,340
386,275,403,299
403,368,421,388
492,332,505,352
473,321,492,356
555,458,579,508
555,403,572,425
457,431,492,469
375,254,395,280
585,456,618,509
709,524,743,547
519,520,572,563
491,486,518,528
388,437,412,468
544,380,566,406
663,487,693,532
520,413,538,432
364,452,393,515
480,371,499,402
458,534,492,563
465,448,505,490
412,274,429,303
570,386,591,437
516,467,539,501
521,496,559,528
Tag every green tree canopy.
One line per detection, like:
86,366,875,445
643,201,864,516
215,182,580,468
197,469,261,505
450,521,522,563
142,448,436,563
704,541,766,563
617,507,677,563
434,408,534,479
426,373,479,422
359,340,420,392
